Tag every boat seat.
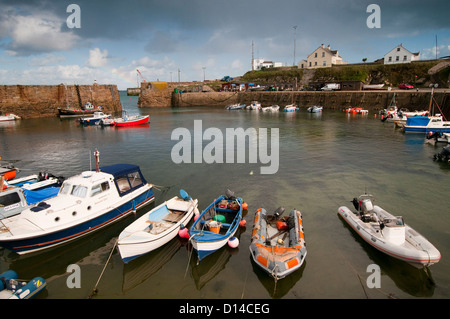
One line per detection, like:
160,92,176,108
162,210,185,223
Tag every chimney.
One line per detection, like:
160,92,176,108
321,44,324,48
327,44,331,50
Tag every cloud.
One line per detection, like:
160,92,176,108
88,48,109,67
1,9,81,56
422,45,450,60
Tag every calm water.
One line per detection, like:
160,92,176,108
0,91,449,299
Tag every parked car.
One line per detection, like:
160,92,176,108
398,83,414,89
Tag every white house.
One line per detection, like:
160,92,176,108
384,44,420,64
253,58,282,70
299,44,347,69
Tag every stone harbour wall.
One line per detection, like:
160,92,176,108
171,90,450,117
0,84,122,119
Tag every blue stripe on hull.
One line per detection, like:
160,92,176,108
3,189,154,254
404,127,426,133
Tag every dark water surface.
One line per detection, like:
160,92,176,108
1,92,449,299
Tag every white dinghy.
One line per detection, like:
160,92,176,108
118,190,199,263
338,194,441,268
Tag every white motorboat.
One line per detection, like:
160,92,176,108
226,103,246,110
283,104,299,112
247,101,261,110
307,106,323,113
79,112,111,125
261,105,280,112
0,113,20,122
338,194,441,268
0,151,155,255
117,190,199,263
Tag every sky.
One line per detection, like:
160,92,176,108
0,0,449,90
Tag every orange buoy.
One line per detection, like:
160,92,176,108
242,202,248,210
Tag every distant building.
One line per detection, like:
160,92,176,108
384,44,420,64
300,44,347,69
253,58,282,70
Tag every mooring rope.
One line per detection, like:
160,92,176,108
88,238,118,299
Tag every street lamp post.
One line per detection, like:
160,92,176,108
293,25,298,66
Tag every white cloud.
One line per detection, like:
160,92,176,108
88,48,109,67
2,12,81,56
421,44,450,60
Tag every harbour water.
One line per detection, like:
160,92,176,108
0,92,449,299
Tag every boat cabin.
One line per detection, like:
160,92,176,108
0,187,28,219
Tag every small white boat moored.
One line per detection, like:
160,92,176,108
307,105,323,113
338,194,441,268
261,105,280,112
247,101,261,110
117,190,199,263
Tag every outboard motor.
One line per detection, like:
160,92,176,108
225,189,235,200
427,131,443,140
274,207,285,219
351,198,360,211
434,145,450,163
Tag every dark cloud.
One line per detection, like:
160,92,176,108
0,0,448,58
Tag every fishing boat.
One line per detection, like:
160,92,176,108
79,112,111,125
249,207,307,280
261,105,280,112
226,103,246,110
0,150,155,255
58,102,101,118
307,105,323,113
117,190,199,263
189,190,243,262
338,194,441,268
403,115,450,133
114,112,149,127
0,270,46,299
283,104,299,112
345,107,368,115
247,101,262,110
0,113,21,122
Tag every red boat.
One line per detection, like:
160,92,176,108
115,115,149,127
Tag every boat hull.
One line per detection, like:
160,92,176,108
0,186,154,255
338,205,441,267
58,108,97,118
118,196,198,263
189,195,243,261
249,208,307,279
115,115,149,127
